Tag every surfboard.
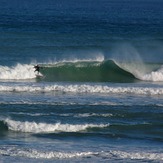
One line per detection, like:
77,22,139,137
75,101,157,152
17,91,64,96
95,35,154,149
35,73,44,78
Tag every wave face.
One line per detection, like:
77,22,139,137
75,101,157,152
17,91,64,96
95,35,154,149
38,60,163,82
39,60,136,82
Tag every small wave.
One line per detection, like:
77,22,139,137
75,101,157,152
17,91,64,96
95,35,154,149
0,146,95,159
10,112,50,117
0,146,162,161
0,83,163,95
4,118,109,133
0,101,119,106
74,113,113,118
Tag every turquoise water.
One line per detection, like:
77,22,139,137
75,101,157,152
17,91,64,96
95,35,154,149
0,0,163,162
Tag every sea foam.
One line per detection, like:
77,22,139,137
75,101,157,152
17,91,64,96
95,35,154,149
0,83,163,95
4,118,109,133
0,146,162,161
140,66,163,82
0,64,36,80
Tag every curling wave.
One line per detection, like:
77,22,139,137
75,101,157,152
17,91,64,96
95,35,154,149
38,60,163,82
39,60,136,82
0,60,163,82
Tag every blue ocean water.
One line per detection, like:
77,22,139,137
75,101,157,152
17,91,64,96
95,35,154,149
0,0,163,162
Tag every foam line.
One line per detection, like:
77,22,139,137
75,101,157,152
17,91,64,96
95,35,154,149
0,147,95,159
0,147,162,161
0,83,163,95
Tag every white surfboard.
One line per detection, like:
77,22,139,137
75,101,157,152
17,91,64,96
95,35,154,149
35,73,44,78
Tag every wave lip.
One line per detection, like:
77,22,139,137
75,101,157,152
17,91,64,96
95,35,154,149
4,118,109,133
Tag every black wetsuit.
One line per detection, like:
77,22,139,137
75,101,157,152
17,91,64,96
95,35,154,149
34,65,40,73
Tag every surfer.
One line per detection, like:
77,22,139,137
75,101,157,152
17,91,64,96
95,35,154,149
34,65,40,74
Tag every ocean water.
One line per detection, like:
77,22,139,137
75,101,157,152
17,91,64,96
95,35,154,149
0,0,163,162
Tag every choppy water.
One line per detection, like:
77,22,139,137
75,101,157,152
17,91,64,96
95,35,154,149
0,0,163,162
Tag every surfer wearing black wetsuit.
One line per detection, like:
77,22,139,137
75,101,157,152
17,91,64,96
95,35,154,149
34,65,40,74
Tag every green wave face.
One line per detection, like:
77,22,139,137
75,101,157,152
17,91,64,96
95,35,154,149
0,121,8,132
39,60,137,82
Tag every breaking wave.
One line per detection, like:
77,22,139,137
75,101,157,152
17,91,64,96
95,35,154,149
0,60,163,82
38,60,136,82
1,118,109,133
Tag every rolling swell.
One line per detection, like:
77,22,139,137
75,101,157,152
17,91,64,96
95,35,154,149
39,60,136,82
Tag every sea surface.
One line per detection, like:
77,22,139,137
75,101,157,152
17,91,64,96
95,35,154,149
0,0,163,162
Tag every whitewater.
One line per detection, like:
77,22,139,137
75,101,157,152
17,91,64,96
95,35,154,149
0,82,163,96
